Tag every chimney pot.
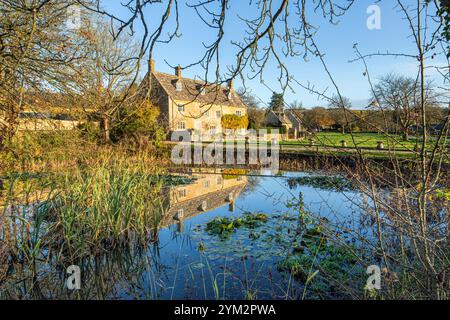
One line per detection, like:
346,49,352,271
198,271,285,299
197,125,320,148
175,65,182,78
149,59,155,73
228,79,234,93
228,79,235,99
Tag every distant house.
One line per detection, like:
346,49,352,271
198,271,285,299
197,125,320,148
265,109,305,139
17,113,87,131
3,93,96,132
143,60,248,140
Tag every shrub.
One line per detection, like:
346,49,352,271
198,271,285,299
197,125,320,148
112,102,165,146
221,114,249,130
78,122,101,142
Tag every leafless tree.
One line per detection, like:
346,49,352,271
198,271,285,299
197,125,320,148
373,74,427,141
328,95,352,134
74,1,355,90
67,19,141,143
0,0,90,149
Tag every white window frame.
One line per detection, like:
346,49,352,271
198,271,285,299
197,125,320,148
177,121,186,130
178,189,187,198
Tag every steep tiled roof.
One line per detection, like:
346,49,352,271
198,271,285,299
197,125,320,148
270,110,292,125
286,109,303,124
151,71,247,108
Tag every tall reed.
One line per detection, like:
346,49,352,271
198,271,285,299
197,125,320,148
46,156,167,255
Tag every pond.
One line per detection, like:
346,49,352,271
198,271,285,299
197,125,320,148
1,169,376,300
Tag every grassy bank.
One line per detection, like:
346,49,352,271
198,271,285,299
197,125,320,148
0,131,171,176
0,152,175,299
0,132,174,277
281,132,449,151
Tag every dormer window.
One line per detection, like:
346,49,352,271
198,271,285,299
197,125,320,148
195,84,206,96
227,91,233,100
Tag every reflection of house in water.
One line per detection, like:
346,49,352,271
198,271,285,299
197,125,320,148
160,173,247,231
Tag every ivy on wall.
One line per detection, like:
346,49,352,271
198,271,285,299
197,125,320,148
221,114,249,129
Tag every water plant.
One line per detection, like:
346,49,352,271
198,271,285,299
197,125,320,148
276,226,363,298
205,212,269,238
0,152,169,265
287,175,355,192
48,164,166,256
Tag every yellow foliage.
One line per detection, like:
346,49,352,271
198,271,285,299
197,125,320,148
221,114,249,129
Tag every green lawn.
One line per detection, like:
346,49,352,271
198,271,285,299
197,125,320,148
281,132,448,151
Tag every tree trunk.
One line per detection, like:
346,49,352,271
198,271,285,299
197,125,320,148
402,129,409,141
102,116,111,143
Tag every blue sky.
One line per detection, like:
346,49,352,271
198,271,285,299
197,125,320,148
103,0,446,109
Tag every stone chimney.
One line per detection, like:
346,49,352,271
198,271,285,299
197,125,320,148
229,200,235,212
174,65,183,91
227,79,234,100
175,65,182,79
228,79,234,94
149,59,155,73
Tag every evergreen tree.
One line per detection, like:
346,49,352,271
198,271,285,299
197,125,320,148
269,92,284,112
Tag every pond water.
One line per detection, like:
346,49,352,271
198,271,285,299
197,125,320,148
1,170,374,300
146,170,370,300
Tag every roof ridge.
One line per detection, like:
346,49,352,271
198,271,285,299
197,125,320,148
152,71,230,90
150,71,247,108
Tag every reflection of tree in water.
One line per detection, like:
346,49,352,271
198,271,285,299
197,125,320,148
239,176,260,199
287,176,355,192
0,239,177,300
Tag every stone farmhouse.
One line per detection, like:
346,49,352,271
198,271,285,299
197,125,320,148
144,60,248,141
